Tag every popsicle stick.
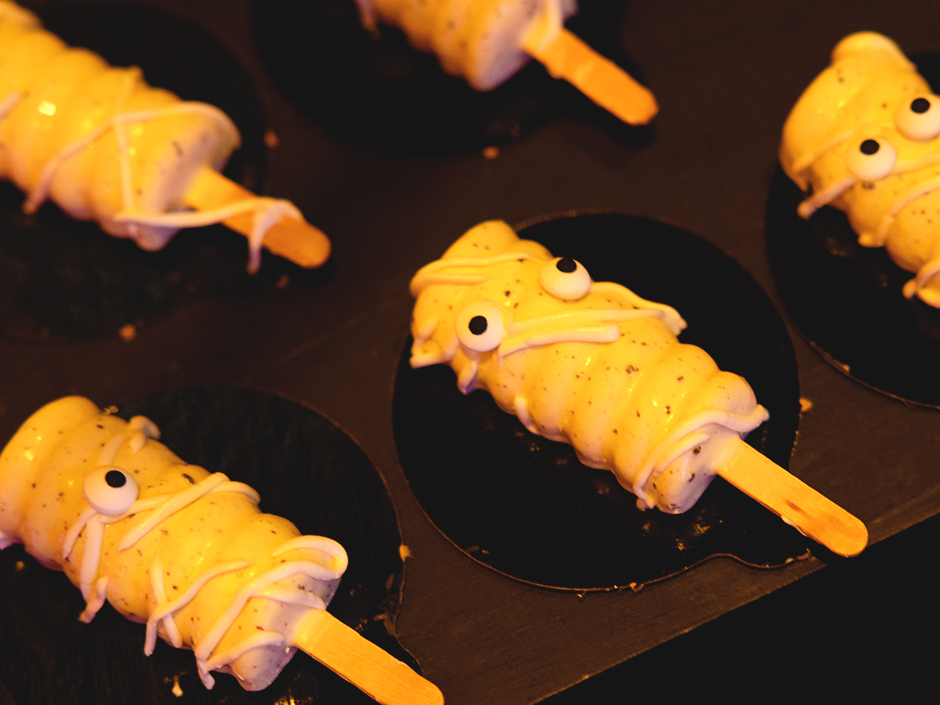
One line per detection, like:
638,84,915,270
290,608,444,705
522,28,658,125
183,167,331,268
719,441,868,557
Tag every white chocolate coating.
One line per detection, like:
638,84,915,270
354,0,578,90
410,220,769,513
780,31,940,306
0,396,348,691
0,1,298,272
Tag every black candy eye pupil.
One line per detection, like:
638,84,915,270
912,97,931,114
860,139,880,155
468,315,488,335
556,257,577,273
105,470,126,488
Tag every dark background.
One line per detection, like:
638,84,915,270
2,0,940,702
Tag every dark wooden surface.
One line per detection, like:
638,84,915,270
2,0,940,702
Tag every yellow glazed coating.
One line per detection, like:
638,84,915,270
0,396,347,692
409,220,769,513
780,32,940,306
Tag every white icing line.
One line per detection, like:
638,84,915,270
62,506,98,561
904,254,940,299
797,174,857,218
79,517,105,599
118,474,258,551
113,197,303,275
631,405,770,507
873,172,940,246
409,251,534,295
0,92,20,121
23,102,238,215
145,558,250,655
79,575,109,623
192,560,340,674
498,324,621,358
199,631,286,688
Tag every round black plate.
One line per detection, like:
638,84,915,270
0,386,406,704
0,3,280,342
251,0,654,153
393,212,805,591
766,53,940,408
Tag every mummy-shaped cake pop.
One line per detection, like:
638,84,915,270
0,1,329,271
0,396,442,704
354,0,658,125
409,220,868,555
781,32,940,306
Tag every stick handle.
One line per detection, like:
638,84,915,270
719,441,868,557
291,609,444,705
184,167,331,268
523,28,658,125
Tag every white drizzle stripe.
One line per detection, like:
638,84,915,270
199,631,287,689
904,254,940,298
873,172,940,246
149,556,175,646
113,198,303,275
23,102,239,215
79,575,109,623
145,558,250,655
507,307,664,334
498,325,621,358
62,506,98,560
118,474,258,551
409,251,534,294
589,282,686,335
631,405,770,507
270,534,349,573
797,174,857,218
0,92,20,121
79,517,105,599
791,128,858,175
192,560,340,670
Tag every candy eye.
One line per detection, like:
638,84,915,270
84,466,139,516
455,301,505,352
540,257,591,300
896,95,940,140
845,137,896,180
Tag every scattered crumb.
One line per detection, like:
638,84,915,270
264,130,279,148
799,397,813,412
14,561,24,572
482,145,499,160
171,675,183,697
119,324,136,342
398,544,411,560
276,273,290,290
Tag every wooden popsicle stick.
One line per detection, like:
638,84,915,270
719,441,869,557
183,166,331,268
290,608,444,705
522,28,658,125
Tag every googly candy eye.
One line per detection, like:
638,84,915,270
84,466,139,516
896,95,940,141
455,300,506,352
845,137,897,180
540,257,591,300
